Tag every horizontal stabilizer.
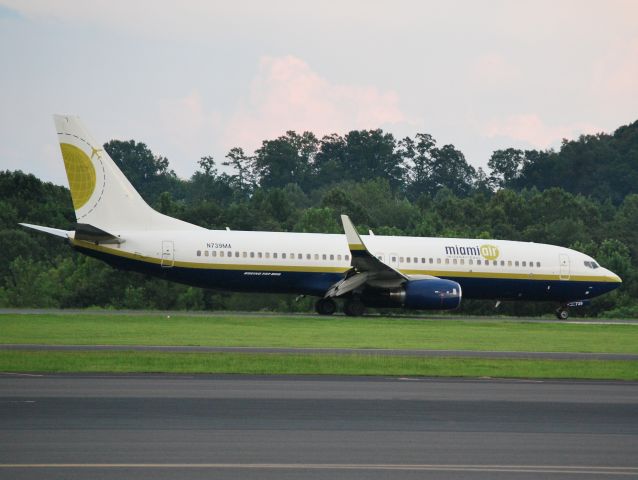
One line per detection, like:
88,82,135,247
74,223,123,244
19,223,69,238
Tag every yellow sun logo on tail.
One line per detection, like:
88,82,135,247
60,143,96,210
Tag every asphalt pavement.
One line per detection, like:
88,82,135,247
1,374,637,479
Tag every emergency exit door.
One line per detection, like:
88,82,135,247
161,240,174,268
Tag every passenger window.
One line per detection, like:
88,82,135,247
460,259,464,265
290,253,294,259
235,252,240,258
453,259,457,265
477,259,482,265
508,260,512,267
314,254,319,260
413,257,418,263
500,260,505,266
429,258,434,264
204,251,209,257
437,258,441,264
330,254,334,260
392,256,397,262
273,253,278,259
258,252,262,258
536,261,541,267
265,252,270,259
522,261,526,267
337,254,342,261
211,251,216,257
445,258,450,264
197,250,201,257
421,258,426,263
297,253,302,259
468,259,473,265
242,252,247,258
250,252,255,258
282,253,286,259
323,254,327,260
400,257,404,263
515,261,519,267
406,257,411,263
220,251,225,257
345,255,350,261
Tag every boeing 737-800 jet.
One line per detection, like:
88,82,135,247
20,116,622,319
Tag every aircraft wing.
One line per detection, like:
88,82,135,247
325,215,409,298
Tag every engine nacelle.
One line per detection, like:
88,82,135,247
402,278,462,310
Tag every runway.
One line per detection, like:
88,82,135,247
1,374,637,479
2,343,638,360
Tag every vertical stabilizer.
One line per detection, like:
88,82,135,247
53,115,199,232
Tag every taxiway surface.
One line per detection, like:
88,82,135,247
1,374,637,479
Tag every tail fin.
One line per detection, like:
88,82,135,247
54,115,198,232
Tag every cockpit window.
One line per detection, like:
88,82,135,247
584,261,600,269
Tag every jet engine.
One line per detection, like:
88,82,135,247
363,279,462,310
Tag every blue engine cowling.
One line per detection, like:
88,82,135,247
403,278,462,310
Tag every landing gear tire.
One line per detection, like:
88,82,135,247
315,298,336,316
344,297,365,317
556,308,569,320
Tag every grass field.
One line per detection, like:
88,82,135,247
2,312,637,379
1,312,637,353
2,350,637,380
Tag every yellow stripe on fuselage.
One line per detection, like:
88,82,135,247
71,239,349,273
71,239,619,283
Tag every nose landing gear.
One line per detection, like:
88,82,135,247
555,300,590,320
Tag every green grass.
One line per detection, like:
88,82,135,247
1,313,637,353
1,350,636,380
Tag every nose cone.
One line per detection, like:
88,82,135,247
603,269,622,293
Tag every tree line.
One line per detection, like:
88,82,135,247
1,118,636,316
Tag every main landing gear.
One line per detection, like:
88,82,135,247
315,298,337,316
314,296,366,316
555,307,570,320
343,296,365,317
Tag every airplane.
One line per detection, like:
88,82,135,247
20,115,622,319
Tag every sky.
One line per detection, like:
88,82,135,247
1,0,637,186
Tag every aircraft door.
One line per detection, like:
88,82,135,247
559,253,570,280
161,240,174,268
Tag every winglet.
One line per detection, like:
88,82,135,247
341,215,366,251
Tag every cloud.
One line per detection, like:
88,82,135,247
593,37,638,101
0,4,22,20
158,90,220,149
483,114,600,149
223,55,412,151
470,53,519,86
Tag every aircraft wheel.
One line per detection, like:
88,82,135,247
556,308,569,320
344,297,365,317
315,298,336,316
